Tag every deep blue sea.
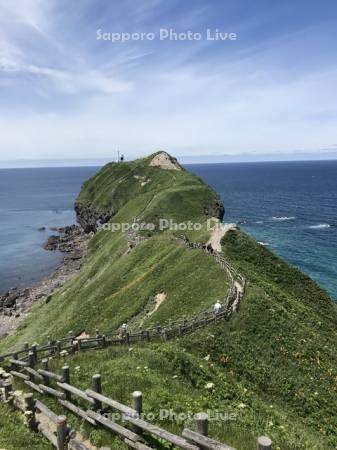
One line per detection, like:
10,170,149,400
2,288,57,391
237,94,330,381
188,161,337,301
0,161,336,301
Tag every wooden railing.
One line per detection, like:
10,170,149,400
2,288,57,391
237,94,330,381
1,362,272,450
0,241,271,450
0,240,245,366
0,302,241,366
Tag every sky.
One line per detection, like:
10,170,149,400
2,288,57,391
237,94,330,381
1,0,337,166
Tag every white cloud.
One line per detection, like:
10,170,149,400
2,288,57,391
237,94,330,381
0,0,50,33
0,59,132,94
1,64,337,161
0,0,132,96
0,1,337,162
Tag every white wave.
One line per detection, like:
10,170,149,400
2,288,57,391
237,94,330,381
258,241,270,246
308,224,331,229
270,216,296,221
256,221,264,224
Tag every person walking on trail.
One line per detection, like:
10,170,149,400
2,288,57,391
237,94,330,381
207,243,214,254
118,322,128,339
213,301,222,315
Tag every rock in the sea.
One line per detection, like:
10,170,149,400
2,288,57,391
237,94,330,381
43,225,84,251
44,235,60,250
37,226,46,231
0,290,19,308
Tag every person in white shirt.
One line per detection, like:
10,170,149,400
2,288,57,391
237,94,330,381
118,322,128,339
213,301,222,315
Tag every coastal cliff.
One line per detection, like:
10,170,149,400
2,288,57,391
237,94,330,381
1,152,337,450
74,202,115,232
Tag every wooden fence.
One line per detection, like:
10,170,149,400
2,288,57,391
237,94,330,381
0,240,245,367
0,303,240,366
0,238,263,449
1,362,272,450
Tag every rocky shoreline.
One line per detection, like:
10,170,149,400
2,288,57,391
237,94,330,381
0,225,90,340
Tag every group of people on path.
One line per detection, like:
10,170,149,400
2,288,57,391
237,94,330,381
180,235,215,254
117,300,223,339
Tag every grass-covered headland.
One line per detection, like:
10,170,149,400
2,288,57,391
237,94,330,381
1,152,337,450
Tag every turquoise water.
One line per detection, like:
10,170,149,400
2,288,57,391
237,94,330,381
188,161,337,301
0,167,98,293
0,161,336,301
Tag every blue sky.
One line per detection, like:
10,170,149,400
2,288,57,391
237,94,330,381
1,0,337,166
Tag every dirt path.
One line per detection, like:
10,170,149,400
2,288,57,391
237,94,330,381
138,292,167,328
207,222,236,252
37,413,98,450
148,292,166,317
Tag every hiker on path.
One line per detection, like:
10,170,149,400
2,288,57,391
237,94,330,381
206,243,214,254
118,322,128,339
213,301,222,315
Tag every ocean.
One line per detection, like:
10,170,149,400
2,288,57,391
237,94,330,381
0,167,98,293
189,160,337,300
0,161,336,300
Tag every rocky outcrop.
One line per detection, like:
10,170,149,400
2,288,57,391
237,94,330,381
75,202,115,233
204,197,225,221
44,225,84,252
149,151,182,170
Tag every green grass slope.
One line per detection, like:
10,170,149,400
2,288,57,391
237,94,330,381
0,402,50,450
1,154,337,450
0,153,227,346
76,151,222,228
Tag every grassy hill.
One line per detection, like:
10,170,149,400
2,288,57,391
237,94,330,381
1,152,337,450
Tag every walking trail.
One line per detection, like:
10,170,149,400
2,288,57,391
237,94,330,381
207,222,237,252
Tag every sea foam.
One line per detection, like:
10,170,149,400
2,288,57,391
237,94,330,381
270,216,296,221
309,224,331,229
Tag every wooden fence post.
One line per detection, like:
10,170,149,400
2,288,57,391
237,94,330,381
101,335,106,348
56,340,62,355
31,344,38,365
28,351,35,369
48,338,54,355
92,374,102,411
146,330,150,342
23,393,37,430
195,412,208,436
11,354,18,371
42,358,50,386
56,415,68,450
72,340,78,354
132,391,143,434
257,436,272,450
132,391,143,417
3,381,12,401
62,366,71,401
125,333,130,346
